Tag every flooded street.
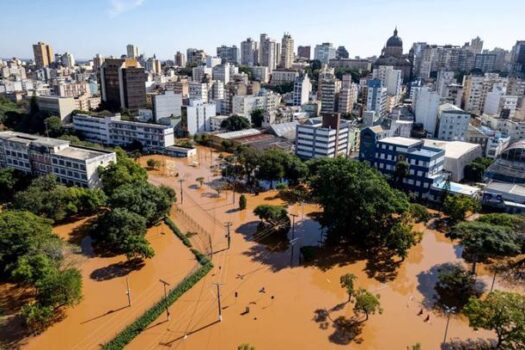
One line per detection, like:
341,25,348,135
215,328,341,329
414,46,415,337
18,216,199,350
126,148,498,350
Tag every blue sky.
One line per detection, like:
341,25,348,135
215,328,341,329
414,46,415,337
1,0,524,60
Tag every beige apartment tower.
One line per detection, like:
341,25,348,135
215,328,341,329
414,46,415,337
33,42,54,68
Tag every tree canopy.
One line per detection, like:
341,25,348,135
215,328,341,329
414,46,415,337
99,148,148,195
464,157,493,182
463,291,525,349
220,115,251,131
309,158,413,256
448,220,521,273
250,109,265,128
443,195,480,224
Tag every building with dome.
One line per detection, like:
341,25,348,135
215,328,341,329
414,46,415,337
374,28,412,82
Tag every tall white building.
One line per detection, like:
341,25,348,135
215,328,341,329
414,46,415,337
206,56,222,68
414,86,441,135
126,44,139,59
295,114,351,159
61,52,75,68
192,66,212,82
189,81,209,102
318,66,339,114
484,83,519,118
314,43,336,64
293,74,312,106
259,34,279,72
436,71,456,97
212,63,231,84
0,131,116,189
436,104,470,141
366,79,388,117
280,33,294,69
251,66,270,83
152,91,183,119
463,73,508,115
184,100,217,135
73,113,174,149
372,65,402,102
232,92,281,120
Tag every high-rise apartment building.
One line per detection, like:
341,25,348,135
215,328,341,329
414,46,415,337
126,44,139,59
318,66,339,114
297,46,311,60
175,51,186,67
338,74,358,114
241,38,258,66
366,79,388,117
314,43,336,64
280,33,294,69
293,74,311,106
33,42,54,68
217,45,239,64
100,58,146,112
259,34,279,72
511,41,525,76
463,73,508,115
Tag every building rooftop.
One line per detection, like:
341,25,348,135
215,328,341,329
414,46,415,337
439,103,469,114
0,131,69,147
55,146,110,161
380,137,421,147
214,128,262,140
423,139,481,159
485,182,525,197
432,180,480,196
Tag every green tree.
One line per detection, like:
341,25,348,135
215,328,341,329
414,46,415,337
448,221,521,273
340,273,357,302
91,208,154,260
463,291,525,349
99,148,148,195
146,158,161,169
464,157,493,182
385,222,419,260
250,109,265,128
0,168,32,203
196,177,205,188
239,194,247,210
409,203,431,223
434,263,482,310
36,268,82,309
309,158,411,251
109,182,175,226
353,288,382,321
220,115,251,131
393,160,410,188
0,210,59,280
21,303,55,334
443,195,480,223
253,205,289,227
44,116,63,137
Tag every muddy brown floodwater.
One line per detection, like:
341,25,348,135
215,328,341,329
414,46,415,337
17,215,199,350
125,148,507,350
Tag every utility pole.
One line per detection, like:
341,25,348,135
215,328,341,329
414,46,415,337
208,234,213,259
159,279,171,321
224,222,232,249
178,179,185,204
213,283,224,322
126,277,131,307
290,213,299,240
289,237,299,268
490,270,497,292
442,305,456,345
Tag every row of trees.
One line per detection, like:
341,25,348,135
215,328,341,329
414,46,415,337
0,210,82,332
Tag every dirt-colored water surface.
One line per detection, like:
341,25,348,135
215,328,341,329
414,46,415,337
14,215,199,350
125,148,507,350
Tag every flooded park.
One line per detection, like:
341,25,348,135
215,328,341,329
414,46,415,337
3,146,523,349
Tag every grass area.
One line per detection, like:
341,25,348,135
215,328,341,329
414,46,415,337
0,97,24,118
165,217,192,247
101,216,212,350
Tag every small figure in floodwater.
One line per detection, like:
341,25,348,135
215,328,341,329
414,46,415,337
236,273,244,280
235,292,238,298
271,295,275,300
424,315,430,322
259,287,266,293
245,306,250,314
418,308,423,316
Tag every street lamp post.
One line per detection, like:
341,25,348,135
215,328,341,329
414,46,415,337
442,305,456,345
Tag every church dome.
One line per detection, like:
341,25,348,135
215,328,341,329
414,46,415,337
386,28,403,47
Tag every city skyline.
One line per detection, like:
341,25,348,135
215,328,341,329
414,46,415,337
1,0,524,60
